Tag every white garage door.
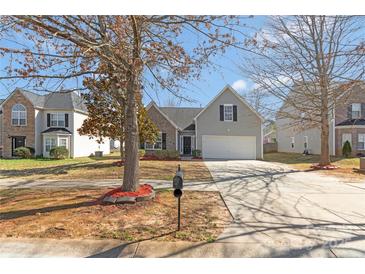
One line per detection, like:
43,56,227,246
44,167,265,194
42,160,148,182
202,135,256,159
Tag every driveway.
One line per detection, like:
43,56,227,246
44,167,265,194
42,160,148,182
205,160,365,257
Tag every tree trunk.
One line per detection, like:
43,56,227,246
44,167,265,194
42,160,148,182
122,78,140,191
319,85,331,166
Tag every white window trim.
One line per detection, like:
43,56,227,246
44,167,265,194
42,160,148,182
358,134,365,150
145,132,162,150
223,104,233,122
342,133,352,146
352,103,361,119
11,104,27,126
304,136,308,149
50,113,66,127
291,137,295,148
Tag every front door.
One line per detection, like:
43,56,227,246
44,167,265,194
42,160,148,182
183,136,192,155
11,136,26,156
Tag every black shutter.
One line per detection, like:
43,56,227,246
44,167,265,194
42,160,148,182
162,133,167,150
233,105,237,121
65,113,69,127
347,104,352,119
361,104,365,119
47,113,50,127
140,142,145,149
219,105,224,121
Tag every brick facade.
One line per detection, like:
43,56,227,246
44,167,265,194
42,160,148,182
335,127,365,156
1,90,35,158
146,105,177,151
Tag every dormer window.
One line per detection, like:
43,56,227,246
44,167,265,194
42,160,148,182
11,104,27,126
352,103,361,119
224,104,233,121
50,113,65,127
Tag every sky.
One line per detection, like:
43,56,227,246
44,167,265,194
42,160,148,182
0,16,269,108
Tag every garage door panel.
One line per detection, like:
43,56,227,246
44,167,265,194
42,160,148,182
202,135,256,159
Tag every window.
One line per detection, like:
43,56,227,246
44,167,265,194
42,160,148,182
50,113,65,127
304,136,308,149
342,133,352,147
59,138,68,148
224,105,233,121
145,132,162,150
45,137,57,152
352,103,361,119
358,134,365,150
11,104,27,126
291,137,295,148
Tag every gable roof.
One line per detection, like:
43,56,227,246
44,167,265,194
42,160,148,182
194,85,264,121
146,101,180,130
159,107,203,130
2,88,87,113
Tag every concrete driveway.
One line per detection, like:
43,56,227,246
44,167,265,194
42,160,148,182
205,160,365,257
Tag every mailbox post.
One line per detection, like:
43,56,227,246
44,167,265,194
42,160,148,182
173,164,183,231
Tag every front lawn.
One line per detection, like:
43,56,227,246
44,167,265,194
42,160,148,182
264,152,363,181
0,188,230,242
0,152,212,182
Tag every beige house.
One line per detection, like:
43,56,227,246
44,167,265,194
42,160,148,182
276,83,365,157
145,85,264,159
0,88,109,158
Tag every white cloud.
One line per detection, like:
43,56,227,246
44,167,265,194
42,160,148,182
232,79,247,91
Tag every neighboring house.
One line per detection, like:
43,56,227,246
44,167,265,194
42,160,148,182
145,85,264,159
276,83,365,156
0,88,110,158
263,120,277,144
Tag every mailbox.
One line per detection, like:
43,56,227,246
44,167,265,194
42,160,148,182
173,171,184,189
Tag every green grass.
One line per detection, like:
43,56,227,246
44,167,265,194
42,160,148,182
0,152,121,170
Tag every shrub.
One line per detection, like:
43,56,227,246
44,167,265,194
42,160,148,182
14,147,32,158
192,149,202,157
154,150,180,160
138,149,146,158
50,146,69,159
342,140,352,157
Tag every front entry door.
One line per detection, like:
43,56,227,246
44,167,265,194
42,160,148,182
183,136,192,155
12,136,26,156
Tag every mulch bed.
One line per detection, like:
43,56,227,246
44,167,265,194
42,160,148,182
310,163,338,170
103,184,155,204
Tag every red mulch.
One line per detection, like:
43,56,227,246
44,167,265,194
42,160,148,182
113,160,124,167
104,184,154,198
310,164,338,170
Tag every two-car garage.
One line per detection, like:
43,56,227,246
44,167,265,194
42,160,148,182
202,135,257,159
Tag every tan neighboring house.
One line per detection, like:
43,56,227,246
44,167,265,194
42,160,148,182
145,85,264,159
0,88,110,158
276,83,365,156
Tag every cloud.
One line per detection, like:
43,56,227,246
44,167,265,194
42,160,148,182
232,79,247,91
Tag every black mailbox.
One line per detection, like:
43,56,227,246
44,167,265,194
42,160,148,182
173,171,184,189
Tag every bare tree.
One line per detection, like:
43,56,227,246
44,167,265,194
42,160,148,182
0,15,243,190
242,16,365,165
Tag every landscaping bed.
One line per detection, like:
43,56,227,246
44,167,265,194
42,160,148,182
0,188,231,242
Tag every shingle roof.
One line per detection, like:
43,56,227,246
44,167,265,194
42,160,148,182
18,89,87,113
159,107,203,130
336,119,365,126
41,127,72,134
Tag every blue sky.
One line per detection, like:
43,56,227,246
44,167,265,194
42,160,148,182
0,16,268,108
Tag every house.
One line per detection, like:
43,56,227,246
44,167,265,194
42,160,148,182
276,83,365,156
263,120,277,144
145,85,264,159
0,88,110,158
